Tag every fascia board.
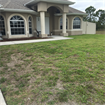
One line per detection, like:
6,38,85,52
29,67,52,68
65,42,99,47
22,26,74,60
0,8,38,15
54,13,88,16
24,0,75,6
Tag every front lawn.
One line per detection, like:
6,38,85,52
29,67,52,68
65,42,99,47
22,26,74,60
0,34,105,105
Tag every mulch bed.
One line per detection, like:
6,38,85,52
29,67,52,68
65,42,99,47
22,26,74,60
0,37,52,42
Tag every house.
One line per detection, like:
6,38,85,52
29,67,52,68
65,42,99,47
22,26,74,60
0,0,96,39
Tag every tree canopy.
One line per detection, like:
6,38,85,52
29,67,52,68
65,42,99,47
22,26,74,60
84,6,105,30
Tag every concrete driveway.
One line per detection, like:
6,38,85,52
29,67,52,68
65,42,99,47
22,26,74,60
0,36,73,46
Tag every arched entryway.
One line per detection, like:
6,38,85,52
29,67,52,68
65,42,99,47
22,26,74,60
37,2,68,37
47,6,62,35
36,6,62,36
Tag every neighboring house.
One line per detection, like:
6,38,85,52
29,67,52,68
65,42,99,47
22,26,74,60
0,0,96,39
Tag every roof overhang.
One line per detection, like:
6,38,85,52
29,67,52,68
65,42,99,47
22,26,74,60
55,13,88,16
0,8,38,15
24,0,75,6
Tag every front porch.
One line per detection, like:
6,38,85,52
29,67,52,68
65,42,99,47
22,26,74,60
36,5,69,37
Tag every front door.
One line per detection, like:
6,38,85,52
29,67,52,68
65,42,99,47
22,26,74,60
36,17,49,34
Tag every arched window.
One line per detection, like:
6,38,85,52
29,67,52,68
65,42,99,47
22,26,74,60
10,16,25,35
0,15,5,35
73,17,81,29
28,16,32,34
60,18,68,29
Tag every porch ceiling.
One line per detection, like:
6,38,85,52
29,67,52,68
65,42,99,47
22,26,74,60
24,0,75,6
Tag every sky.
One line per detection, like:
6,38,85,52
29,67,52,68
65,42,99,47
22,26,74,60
69,0,105,12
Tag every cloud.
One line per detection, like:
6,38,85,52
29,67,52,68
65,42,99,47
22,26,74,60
69,0,105,12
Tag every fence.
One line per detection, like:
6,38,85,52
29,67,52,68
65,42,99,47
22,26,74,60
83,22,96,34
96,31,105,35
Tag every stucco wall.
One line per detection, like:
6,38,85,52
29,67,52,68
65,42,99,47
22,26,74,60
37,2,69,13
68,30,82,35
53,15,83,35
0,12,36,39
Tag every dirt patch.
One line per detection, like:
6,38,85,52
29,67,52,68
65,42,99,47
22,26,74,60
7,54,24,67
57,100,79,105
55,80,64,90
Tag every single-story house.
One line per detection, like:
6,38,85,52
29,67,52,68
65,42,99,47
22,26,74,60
0,0,96,39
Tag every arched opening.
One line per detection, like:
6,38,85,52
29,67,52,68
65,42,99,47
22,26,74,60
59,17,68,29
73,17,81,29
0,15,5,35
10,15,25,35
47,6,62,14
47,6,62,34
28,16,32,34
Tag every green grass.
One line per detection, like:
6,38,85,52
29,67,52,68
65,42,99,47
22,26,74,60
0,34,105,105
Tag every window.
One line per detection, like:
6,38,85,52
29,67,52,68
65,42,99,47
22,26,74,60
73,17,81,29
60,18,68,29
10,16,25,35
28,16,32,34
0,15,5,35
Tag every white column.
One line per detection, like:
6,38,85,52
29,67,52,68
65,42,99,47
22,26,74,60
62,13,66,33
40,11,45,34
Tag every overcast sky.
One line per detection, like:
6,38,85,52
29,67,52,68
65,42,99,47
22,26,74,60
69,0,105,12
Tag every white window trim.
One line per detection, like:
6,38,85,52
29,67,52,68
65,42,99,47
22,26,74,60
72,16,82,30
8,14,28,38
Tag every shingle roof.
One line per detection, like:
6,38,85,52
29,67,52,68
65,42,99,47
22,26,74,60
0,0,85,14
0,0,30,10
69,7,85,14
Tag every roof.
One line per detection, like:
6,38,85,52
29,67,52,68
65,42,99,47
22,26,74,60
69,7,85,14
0,0,30,10
0,0,86,15
54,7,87,16
24,0,75,6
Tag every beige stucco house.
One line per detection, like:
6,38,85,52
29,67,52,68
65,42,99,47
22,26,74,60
0,0,96,39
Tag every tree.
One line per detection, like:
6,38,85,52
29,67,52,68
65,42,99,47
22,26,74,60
84,6,96,22
95,9,105,30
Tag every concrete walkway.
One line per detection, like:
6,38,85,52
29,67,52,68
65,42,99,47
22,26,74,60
0,36,73,46
0,90,6,105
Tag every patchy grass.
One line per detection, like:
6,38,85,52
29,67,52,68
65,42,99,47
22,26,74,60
0,34,105,105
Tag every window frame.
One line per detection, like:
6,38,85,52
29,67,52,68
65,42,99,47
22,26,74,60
8,14,27,35
73,17,81,29
0,15,6,36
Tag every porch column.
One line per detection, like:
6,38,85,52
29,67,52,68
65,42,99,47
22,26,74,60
61,13,68,36
40,11,47,37
63,13,66,33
